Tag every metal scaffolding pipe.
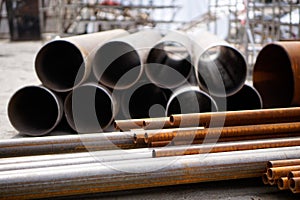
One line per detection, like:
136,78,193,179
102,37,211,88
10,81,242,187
166,86,218,116
0,132,138,158
64,83,115,133
253,42,300,108
35,30,128,92
267,166,300,180
1,146,300,199
267,159,300,168
7,85,64,136
190,31,247,97
170,107,300,128
145,31,193,88
93,30,161,90
278,177,289,190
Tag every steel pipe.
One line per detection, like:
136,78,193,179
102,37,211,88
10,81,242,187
267,159,300,168
278,177,289,190
93,30,161,89
7,85,64,136
267,166,300,180
288,171,300,179
64,83,115,133
253,42,300,108
145,30,193,88
35,30,128,92
289,177,300,193
190,31,247,97
170,107,300,128
114,118,144,131
1,146,300,199
262,173,269,185
166,86,218,116
143,117,172,130
114,117,172,131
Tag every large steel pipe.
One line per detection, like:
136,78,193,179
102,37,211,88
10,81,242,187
170,107,300,128
7,85,63,136
190,31,247,97
64,83,115,133
93,30,161,89
35,30,128,92
1,146,300,199
253,42,300,108
145,31,193,88
166,86,218,116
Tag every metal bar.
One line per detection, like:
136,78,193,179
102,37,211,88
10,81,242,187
170,107,300,128
267,166,300,180
278,177,289,190
1,146,300,199
35,29,128,92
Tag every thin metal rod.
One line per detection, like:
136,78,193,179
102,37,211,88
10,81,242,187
1,146,300,199
267,166,300,180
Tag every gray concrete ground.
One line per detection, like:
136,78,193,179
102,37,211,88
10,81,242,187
0,39,299,199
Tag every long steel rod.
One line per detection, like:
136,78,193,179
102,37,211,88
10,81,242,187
1,146,300,199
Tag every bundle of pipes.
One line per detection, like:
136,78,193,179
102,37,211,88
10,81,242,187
7,29,263,136
262,158,300,194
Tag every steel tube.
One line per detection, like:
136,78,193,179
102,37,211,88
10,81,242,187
262,173,269,185
7,85,64,136
278,177,289,190
114,119,144,131
166,86,218,116
64,83,115,133
267,159,300,168
145,31,193,88
289,177,300,193
288,171,300,179
253,42,300,108
35,30,128,92
190,31,247,97
152,137,300,158
1,146,300,199
0,132,138,158
93,30,161,90
267,166,300,180
143,117,172,130
170,107,300,128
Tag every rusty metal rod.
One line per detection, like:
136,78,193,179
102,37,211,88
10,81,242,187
267,166,300,180
144,122,300,144
289,177,300,193
35,30,128,92
64,83,115,133
267,159,300,168
0,131,141,158
1,146,300,199
253,42,300,108
170,107,300,128
278,177,289,190
93,30,161,90
152,137,300,157
7,85,64,136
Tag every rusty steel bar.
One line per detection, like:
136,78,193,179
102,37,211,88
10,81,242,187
93,30,161,90
166,86,218,116
190,31,247,97
7,85,64,136
170,107,300,128
288,171,300,179
35,30,128,92
262,173,269,185
152,137,300,158
64,83,115,133
253,42,300,108
145,30,193,88
1,146,300,199
278,177,289,190
144,122,300,144
267,166,300,180
289,177,300,193
267,159,300,168
0,131,141,158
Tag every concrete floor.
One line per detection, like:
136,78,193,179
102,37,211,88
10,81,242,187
0,39,299,200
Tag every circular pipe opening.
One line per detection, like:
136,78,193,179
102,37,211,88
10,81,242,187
278,178,284,188
267,168,273,179
146,41,192,88
64,84,114,133
35,41,85,92
196,45,247,96
8,86,61,136
290,178,296,189
93,41,142,90
253,43,294,108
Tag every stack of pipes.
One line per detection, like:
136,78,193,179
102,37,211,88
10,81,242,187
262,158,300,193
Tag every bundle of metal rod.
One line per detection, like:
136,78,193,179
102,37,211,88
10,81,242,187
142,122,300,144
35,29,128,92
170,107,300,128
7,85,65,136
93,30,161,90
1,146,300,199
0,131,143,158
145,30,193,88
190,30,247,97
253,42,300,108
64,83,116,133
